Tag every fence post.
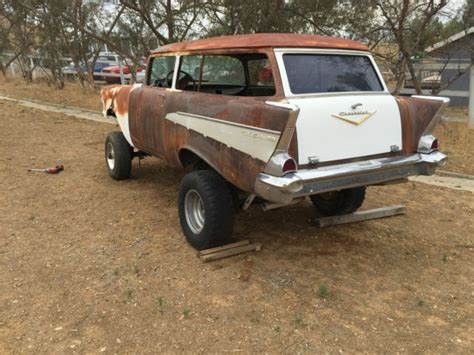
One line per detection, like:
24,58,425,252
469,64,474,129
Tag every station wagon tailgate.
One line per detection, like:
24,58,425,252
276,50,402,164
289,94,402,163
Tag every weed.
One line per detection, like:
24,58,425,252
156,296,165,307
112,268,119,276
155,296,165,315
417,299,425,307
124,287,133,300
318,284,328,298
293,313,303,327
274,325,281,333
442,253,448,262
133,266,140,275
183,308,190,318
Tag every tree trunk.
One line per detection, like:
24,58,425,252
404,51,422,95
394,57,406,95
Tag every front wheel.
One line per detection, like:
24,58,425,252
310,187,366,216
105,132,132,180
178,170,234,250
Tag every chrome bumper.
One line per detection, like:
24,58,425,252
255,151,447,204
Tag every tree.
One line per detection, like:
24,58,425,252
119,0,205,44
0,0,38,82
205,0,288,35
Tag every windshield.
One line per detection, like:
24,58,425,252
282,54,383,94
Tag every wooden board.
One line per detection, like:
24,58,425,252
315,205,406,227
197,241,261,262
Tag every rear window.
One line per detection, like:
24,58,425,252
283,54,383,94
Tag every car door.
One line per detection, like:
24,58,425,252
157,53,293,192
128,55,177,157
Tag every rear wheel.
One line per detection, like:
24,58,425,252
105,132,132,180
310,187,366,216
178,170,234,250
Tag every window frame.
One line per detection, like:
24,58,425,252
146,54,180,89
173,52,278,98
274,48,390,98
178,54,248,91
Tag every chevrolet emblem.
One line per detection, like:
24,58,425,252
331,110,376,126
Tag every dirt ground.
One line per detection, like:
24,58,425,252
1,92,473,353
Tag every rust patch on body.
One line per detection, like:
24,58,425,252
100,85,136,119
152,33,368,55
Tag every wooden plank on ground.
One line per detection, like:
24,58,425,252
197,240,250,257
198,242,261,262
315,205,406,228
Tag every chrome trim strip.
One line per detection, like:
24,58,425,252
255,151,447,204
265,100,300,152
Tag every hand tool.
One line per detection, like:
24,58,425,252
28,164,64,174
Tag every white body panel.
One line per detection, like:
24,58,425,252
166,112,281,161
288,94,402,163
274,48,402,163
115,114,133,146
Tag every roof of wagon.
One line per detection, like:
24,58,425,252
151,33,369,54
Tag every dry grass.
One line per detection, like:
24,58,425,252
435,119,474,176
0,78,101,111
0,79,472,176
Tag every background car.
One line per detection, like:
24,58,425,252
101,65,144,84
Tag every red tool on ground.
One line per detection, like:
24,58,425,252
28,164,64,174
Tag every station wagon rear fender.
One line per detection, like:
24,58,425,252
130,88,298,193
100,84,138,146
395,95,448,154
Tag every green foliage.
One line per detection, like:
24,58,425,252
318,284,328,298
183,308,190,318
292,313,303,327
155,296,165,314
124,287,133,299
442,252,448,262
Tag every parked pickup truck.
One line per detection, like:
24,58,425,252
100,33,448,250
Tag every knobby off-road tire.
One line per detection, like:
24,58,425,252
105,132,132,180
178,170,234,250
310,187,366,216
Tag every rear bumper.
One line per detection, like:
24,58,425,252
255,151,447,204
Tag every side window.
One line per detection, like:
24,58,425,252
202,55,245,86
180,55,202,79
148,56,176,87
176,53,275,96
248,58,275,87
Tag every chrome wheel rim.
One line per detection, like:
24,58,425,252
106,142,115,170
184,189,205,234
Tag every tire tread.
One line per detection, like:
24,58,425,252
178,170,234,250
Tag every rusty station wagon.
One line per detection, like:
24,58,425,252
100,33,448,250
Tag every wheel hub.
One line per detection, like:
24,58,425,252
106,142,115,170
184,189,205,234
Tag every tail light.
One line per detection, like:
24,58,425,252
264,152,298,176
418,134,439,153
283,158,297,173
